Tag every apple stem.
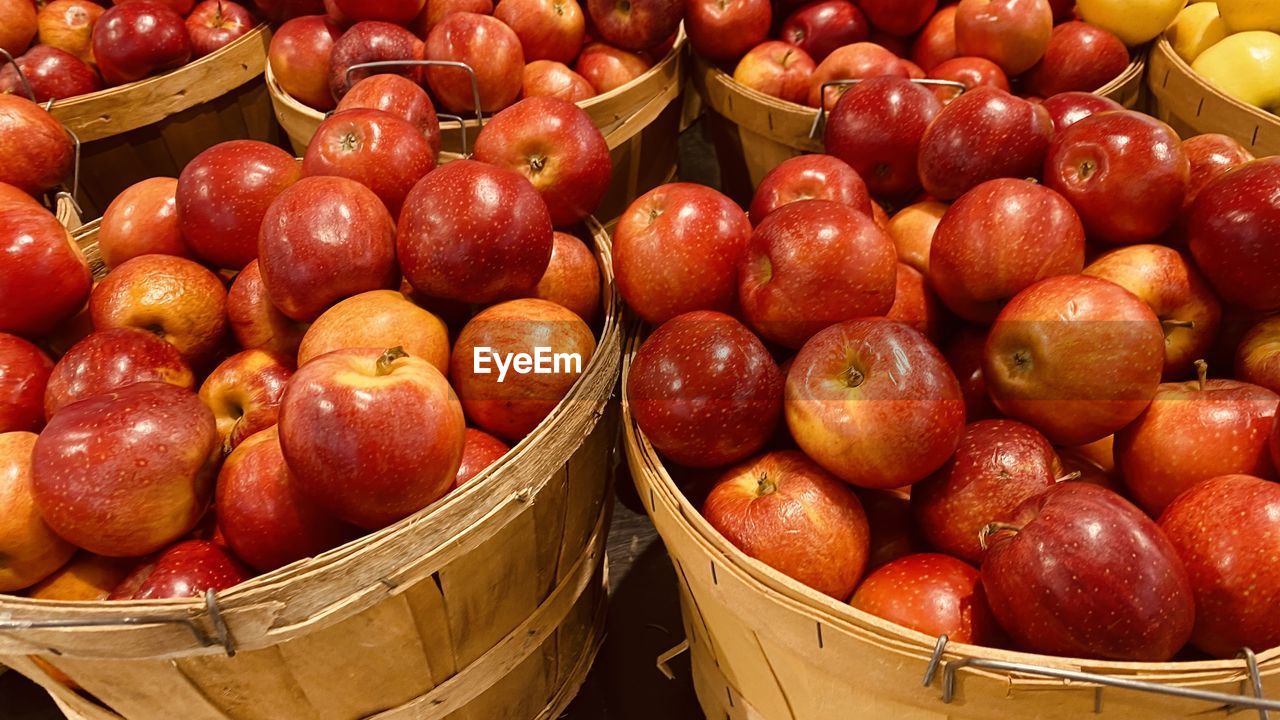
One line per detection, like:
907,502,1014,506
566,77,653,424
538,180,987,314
841,365,865,389
377,346,409,376
978,522,1022,551
756,472,777,497
1195,358,1208,392
1055,470,1082,483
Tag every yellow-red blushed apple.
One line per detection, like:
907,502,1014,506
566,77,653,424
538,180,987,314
200,350,293,452
44,328,195,420
0,432,76,591
298,290,450,371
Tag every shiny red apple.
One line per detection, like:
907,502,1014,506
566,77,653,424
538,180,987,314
454,428,510,488
0,203,91,338
1023,21,1130,98
327,20,422,101
494,0,586,64
227,260,308,358
0,95,75,196
199,350,293,452
523,59,596,102
336,71,442,158
1237,316,1280,394
268,14,342,111
186,0,254,58
526,231,601,324
1039,90,1122,131
44,328,195,420
911,5,957,71
586,0,683,51
302,109,435,217
0,334,53,434
954,0,1052,75
98,177,190,268
806,41,906,109
574,41,652,93
780,0,868,63
109,540,250,599
824,76,941,199
748,153,870,225
330,0,424,23
92,1,192,86
0,45,100,102
927,55,1009,104
1188,157,1280,312
425,12,524,113
851,553,1002,644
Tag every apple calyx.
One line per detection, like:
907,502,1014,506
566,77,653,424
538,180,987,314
756,471,777,497
841,364,865,389
339,132,361,153
1077,159,1097,181
1194,358,1208,392
615,0,632,16
978,521,1023,550
528,155,548,175
376,346,409,376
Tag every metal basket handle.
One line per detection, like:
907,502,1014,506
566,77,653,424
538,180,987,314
343,59,485,157
808,77,968,140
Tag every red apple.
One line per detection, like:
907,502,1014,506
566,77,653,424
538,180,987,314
93,1,192,86
1083,244,1222,380
748,153,870,225
522,59,596,102
44,328,195,420
297,290,450,371
90,254,228,363
927,56,1009,104
425,13,524,113
628,311,783,468
121,0,197,13
327,20,422,101
0,431,76,592
330,0,424,23
944,323,999,421
1039,90,1122,131
186,0,254,58
1184,134,1254,209
0,0,38,57
177,140,300,271
494,0,586,64
253,0,325,21
860,0,935,37
336,73,442,158
416,0,494,34
1238,316,1280,395
918,86,1053,201
574,42,652,93
911,419,1061,564
851,553,1002,644
98,177,190,269
279,346,466,529
0,95,75,196
525,231,601,324
731,41,814,105
929,178,1085,323
0,204,91,338
1,334,53,434
268,14,342,112
786,319,966,488
984,275,1165,446
911,5,957,71
779,0,868,63
1045,110,1189,246
109,539,250,599
397,159,553,304
0,45,100,102
982,482,1194,661
806,41,907,109
613,183,752,326
1058,436,1124,494
0,181,41,211
473,97,611,227
739,200,896,349
199,350,293,452
886,200,946,274
704,450,869,599
32,382,219,557
216,426,357,571
954,0,1052,76
885,262,945,344
227,260,307,358
302,110,434,218
824,76,941,199
857,489,922,570
1189,157,1280,312
686,0,770,63
1023,21,1130,98
586,0,683,51
454,427,510,488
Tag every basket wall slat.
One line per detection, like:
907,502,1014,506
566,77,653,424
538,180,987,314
176,646,316,720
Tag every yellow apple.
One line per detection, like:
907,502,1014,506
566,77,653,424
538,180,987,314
1170,3,1229,62
1192,31,1280,110
1217,0,1280,32
1078,0,1187,45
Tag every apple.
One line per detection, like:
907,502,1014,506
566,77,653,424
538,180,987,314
1039,90,1123,131
199,350,293,452
177,140,300,271
917,87,1053,201
336,73,442,158
32,382,219,557
0,181,41,211
955,0,1052,75
738,200,896,349
253,0,326,21
522,59,596,102
416,0,494,35
0,431,75,591
911,419,1061,564
327,20,422,101
525,231,601,324
779,1,868,63
1238,316,1280,394
1,334,52,434
912,5,958,71
704,450,869,599
216,426,357,571
123,0,197,13
110,539,250,599
0,45,100,102
1115,363,1277,516
330,0,425,23
44,328,195,420
1217,0,1280,33
455,428,510,488
929,178,1086,324
298,290,450,371
1083,245,1222,380
227,260,308,358
98,177,190,269
26,553,138,600
984,275,1165,446
0,95,75,196
786,319,966,489
860,0,935,37
301,110,434,219
279,346,466,529
806,42,907,109
1058,436,1125,494
851,553,1002,644
574,42,652,93
944,323,999,421
425,13,524,113
586,0,683,51
90,254,228,364
1184,133,1255,210
0,204,91,338
612,183,752,326
1024,21,1130,98
685,0,770,63
473,97,611,227
748,153,870,225
731,41,814,105
1188,157,1280,312
268,14,342,112
1045,110,1189,246
885,200,946,274
926,56,1009,104
1192,31,1280,112
856,489,922,570
495,0,586,64
1168,2,1228,63
824,76,941,199
186,0,254,58
982,482,1194,661
398,159,553,304
93,1,192,86
628,311,783,468
886,262,945,345
0,0,37,57
1077,0,1186,46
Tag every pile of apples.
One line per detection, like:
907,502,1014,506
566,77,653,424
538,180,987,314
1167,0,1280,114
0,0,260,102
268,0,685,116
623,77,1280,662
0,83,611,606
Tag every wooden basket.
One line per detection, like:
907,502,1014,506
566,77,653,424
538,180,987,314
621,328,1280,720
48,26,286,218
694,52,1147,204
0,219,622,720
266,35,687,226
1147,35,1280,156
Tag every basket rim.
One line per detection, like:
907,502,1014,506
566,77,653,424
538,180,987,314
619,326,1280,682
1147,33,1280,132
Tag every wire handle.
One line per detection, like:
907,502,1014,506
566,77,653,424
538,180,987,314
0,47,36,103
344,59,484,157
808,77,968,140
1,49,82,207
